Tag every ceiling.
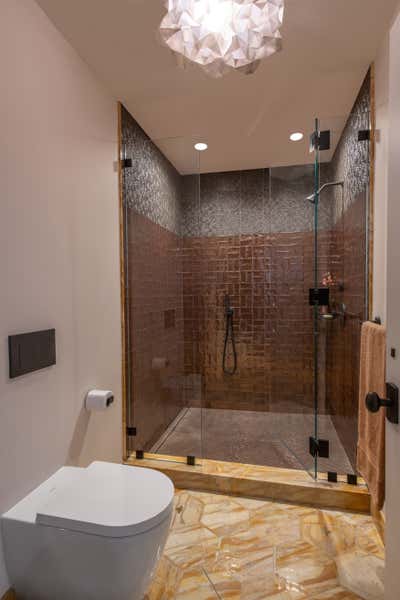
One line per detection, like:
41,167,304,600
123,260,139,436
36,0,399,174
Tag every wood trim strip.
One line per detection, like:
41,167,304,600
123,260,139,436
118,101,128,462
368,63,376,320
371,499,385,544
1,590,16,600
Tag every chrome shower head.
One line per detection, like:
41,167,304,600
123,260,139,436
306,180,344,203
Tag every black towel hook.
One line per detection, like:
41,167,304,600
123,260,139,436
365,383,399,424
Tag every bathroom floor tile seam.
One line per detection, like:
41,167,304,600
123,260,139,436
145,488,384,600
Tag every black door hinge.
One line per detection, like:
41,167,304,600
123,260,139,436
309,288,330,306
310,130,331,152
309,437,330,458
126,426,137,437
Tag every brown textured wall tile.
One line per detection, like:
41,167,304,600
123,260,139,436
325,193,367,468
127,211,185,450
182,231,321,414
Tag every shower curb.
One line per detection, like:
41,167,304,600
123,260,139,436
124,453,370,514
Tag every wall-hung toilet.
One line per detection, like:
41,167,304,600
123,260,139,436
1,461,174,600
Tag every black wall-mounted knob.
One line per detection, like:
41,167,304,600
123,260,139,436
366,392,389,413
365,384,399,424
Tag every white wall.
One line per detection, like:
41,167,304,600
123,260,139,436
0,0,122,593
385,10,400,598
373,37,389,324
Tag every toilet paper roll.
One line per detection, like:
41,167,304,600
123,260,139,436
85,389,114,411
151,357,169,370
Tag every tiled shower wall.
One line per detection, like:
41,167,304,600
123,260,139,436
182,167,333,414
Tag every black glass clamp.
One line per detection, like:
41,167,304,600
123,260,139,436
309,437,330,458
121,157,133,169
358,130,371,142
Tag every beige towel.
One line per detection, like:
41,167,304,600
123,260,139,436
357,321,386,510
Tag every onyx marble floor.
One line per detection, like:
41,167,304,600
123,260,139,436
151,408,355,476
145,489,384,599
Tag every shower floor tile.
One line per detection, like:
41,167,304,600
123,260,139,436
151,408,355,475
145,489,384,599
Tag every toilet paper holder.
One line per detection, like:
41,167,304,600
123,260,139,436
85,390,114,411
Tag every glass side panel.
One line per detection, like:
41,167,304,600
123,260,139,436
121,114,204,460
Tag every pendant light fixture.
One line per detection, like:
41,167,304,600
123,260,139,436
159,0,284,78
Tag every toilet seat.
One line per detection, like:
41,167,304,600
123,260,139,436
36,462,174,538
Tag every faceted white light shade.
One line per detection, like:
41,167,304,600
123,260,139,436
194,142,208,151
159,0,284,78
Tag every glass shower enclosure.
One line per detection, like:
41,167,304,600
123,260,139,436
121,98,371,481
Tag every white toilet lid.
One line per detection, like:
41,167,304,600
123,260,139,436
36,462,174,538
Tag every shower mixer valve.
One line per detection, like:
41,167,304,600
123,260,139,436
224,294,234,316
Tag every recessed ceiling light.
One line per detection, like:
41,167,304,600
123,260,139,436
194,142,208,151
290,132,304,142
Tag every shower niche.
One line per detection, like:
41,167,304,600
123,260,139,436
120,71,372,481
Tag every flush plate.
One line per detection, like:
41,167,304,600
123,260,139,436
8,329,56,378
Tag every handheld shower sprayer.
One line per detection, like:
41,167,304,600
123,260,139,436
223,293,237,375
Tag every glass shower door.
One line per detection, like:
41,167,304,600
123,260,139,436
311,116,346,480
311,118,321,480
197,150,320,475
266,163,319,476
313,105,370,480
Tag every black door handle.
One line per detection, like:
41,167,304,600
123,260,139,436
365,383,399,424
